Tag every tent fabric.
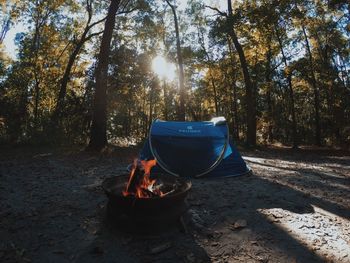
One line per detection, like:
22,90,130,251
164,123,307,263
138,119,250,178
149,120,229,177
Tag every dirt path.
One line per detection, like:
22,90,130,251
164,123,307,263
0,146,349,263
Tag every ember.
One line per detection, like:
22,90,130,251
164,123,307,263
122,159,163,198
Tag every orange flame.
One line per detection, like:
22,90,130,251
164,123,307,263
122,159,163,198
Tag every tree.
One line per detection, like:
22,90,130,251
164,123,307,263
226,0,256,146
274,22,298,148
88,0,121,150
197,29,219,116
165,0,185,120
1,0,349,148
5,0,80,139
52,0,105,125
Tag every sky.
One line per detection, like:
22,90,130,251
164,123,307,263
3,22,26,59
2,0,227,60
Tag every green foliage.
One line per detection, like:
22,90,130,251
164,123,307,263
0,0,349,148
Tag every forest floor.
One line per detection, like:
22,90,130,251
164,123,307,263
0,145,349,263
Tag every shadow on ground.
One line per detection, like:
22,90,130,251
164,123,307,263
0,146,349,262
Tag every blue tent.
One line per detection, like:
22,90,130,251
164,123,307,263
136,118,250,178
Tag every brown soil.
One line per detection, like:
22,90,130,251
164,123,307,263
0,145,349,263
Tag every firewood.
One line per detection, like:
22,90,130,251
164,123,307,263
125,165,143,194
161,188,176,197
141,188,158,198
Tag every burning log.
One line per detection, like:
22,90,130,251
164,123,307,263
123,159,164,198
124,160,143,194
160,182,180,197
138,188,159,198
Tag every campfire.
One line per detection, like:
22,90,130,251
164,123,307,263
122,159,179,199
122,159,163,198
102,159,192,231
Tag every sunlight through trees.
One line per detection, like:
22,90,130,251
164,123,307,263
0,0,349,149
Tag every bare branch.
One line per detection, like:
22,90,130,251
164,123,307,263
57,41,71,62
117,0,139,15
119,0,131,11
87,16,107,30
86,30,104,41
205,5,227,17
86,0,93,25
165,0,177,18
117,7,138,15
164,0,174,8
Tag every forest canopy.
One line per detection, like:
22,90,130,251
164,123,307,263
0,0,349,150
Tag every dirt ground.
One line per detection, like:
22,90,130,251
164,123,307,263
0,145,349,263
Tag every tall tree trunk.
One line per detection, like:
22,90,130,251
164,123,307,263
31,18,42,134
227,0,256,146
338,53,349,88
232,81,239,140
208,68,219,116
53,1,105,124
126,105,131,137
0,17,10,44
165,0,185,120
266,88,273,143
142,85,148,138
148,81,155,131
163,79,168,120
227,73,239,140
33,75,40,130
302,25,321,146
198,29,219,116
265,41,274,144
88,0,120,150
53,41,85,122
227,36,239,140
313,31,339,142
334,54,349,89
274,25,298,148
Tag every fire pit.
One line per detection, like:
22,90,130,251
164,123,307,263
102,160,191,232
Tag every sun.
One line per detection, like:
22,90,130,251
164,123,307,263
152,56,176,81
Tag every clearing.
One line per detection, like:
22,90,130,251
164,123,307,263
0,146,349,262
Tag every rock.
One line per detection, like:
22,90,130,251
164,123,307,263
149,242,172,254
33,153,53,158
314,222,321,229
186,253,196,263
256,255,269,262
205,230,222,239
189,209,205,229
232,219,247,229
